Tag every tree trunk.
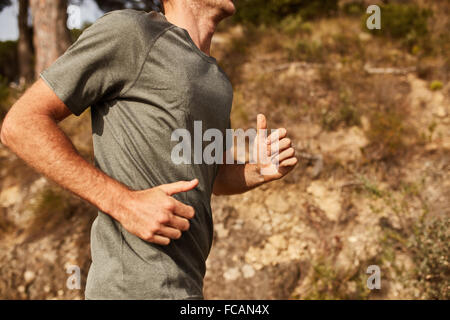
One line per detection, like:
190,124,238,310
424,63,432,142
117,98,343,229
18,0,34,84
29,0,71,78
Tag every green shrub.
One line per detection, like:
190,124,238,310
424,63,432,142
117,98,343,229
279,14,314,36
330,33,363,57
342,1,365,16
233,0,339,25
300,255,378,300
0,75,9,119
366,109,407,160
0,75,8,102
408,217,449,299
321,90,361,131
27,187,72,240
287,39,324,62
364,4,432,50
429,80,443,91
280,14,303,35
217,32,250,85
0,40,18,82
70,22,92,43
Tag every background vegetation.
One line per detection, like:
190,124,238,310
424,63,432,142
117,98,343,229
0,0,448,300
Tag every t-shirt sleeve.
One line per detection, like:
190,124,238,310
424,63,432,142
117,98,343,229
40,11,148,116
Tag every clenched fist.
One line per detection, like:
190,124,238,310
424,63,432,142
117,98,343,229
112,179,198,245
253,114,297,181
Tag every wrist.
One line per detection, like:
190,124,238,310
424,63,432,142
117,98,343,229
246,163,266,187
98,180,132,222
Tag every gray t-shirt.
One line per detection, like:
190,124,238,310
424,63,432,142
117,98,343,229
40,9,233,299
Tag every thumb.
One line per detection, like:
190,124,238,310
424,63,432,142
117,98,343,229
159,179,199,196
257,114,267,131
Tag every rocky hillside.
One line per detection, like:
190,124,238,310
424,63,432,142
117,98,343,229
0,1,448,299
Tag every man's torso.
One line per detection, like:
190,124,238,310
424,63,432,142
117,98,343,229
83,10,233,299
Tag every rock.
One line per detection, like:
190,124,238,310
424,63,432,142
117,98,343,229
318,126,369,162
206,261,302,300
359,32,372,42
29,177,48,194
268,234,288,251
214,223,229,239
264,193,290,213
24,270,36,285
425,143,438,152
306,181,341,221
0,185,22,207
223,267,241,281
433,105,447,118
244,235,291,269
306,181,327,198
241,264,256,279
361,115,371,131
0,145,10,158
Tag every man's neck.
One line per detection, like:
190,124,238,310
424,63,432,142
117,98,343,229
163,2,221,56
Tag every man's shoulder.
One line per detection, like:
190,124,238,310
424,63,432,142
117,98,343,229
96,9,173,40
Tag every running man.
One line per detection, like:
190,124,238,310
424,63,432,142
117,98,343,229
0,0,298,299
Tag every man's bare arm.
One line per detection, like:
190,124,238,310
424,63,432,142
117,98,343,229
213,114,298,196
1,79,197,245
1,79,128,215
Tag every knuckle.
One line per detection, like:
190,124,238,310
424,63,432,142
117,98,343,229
144,231,154,241
158,213,170,224
151,222,161,233
164,199,175,211
151,187,163,196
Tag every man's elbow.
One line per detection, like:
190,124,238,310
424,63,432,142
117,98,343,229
0,118,11,147
1,112,17,148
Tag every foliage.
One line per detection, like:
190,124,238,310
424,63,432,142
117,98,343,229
429,80,443,91
233,0,339,25
366,109,407,161
216,29,252,85
302,256,375,300
0,41,18,82
287,39,324,62
361,175,449,300
365,4,432,50
342,1,365,16
279,14,310,36
0,75,8,102
27,187,72,239
0,75,9,119
408,217,449,299
0,0,11,12
321,90,361,131
91,0,161,12
69,22,92,43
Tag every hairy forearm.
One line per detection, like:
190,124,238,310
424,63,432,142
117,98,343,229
1,113,129,217
213,163,265,196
